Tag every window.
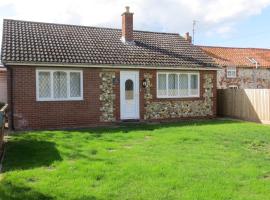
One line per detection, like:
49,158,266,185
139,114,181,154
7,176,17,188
179,74,188,96
125,79,134,100
53,71,68,99
227,67,236,78
157,72,200,98
168,74,178,96
157,74,167,96
190,74,199,95
36,69,83,101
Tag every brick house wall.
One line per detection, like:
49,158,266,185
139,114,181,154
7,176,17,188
7,66,217,130
218,67,270,89
0,69,7,103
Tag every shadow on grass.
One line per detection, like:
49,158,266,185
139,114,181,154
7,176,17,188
0,180,98,200
67,119,243,135
71,196,97,200
3,119,242,172
0,181,54,200
3,139,62,172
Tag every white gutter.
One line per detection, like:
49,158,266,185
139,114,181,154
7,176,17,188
246,57,258,69
246,57,259,88
4,62,221,71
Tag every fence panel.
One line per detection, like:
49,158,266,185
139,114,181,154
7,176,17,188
217,89,270,124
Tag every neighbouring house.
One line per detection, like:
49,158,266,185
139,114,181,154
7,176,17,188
1,7,218,130
0,66,7,103
199,46,270,89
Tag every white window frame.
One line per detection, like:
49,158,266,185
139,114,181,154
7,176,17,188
157,72,200,98
36,69,83,101
227,67,237,78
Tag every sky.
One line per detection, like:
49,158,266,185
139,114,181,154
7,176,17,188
0,0,270,49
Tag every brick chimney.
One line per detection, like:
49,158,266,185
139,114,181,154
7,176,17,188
184,32,192,44
121,6,134,43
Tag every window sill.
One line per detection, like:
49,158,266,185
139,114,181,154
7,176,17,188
156,96,202,101
157,96,200,99
36,98,84,102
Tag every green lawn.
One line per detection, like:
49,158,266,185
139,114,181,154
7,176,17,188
1,120,270,200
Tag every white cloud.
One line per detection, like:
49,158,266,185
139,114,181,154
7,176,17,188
202,0,270,23
205,23,235,40
0,0,270,50
216,25,234,35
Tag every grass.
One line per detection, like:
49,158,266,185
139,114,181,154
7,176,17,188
1,119,270,200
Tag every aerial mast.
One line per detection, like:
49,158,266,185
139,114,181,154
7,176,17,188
192,20,197,44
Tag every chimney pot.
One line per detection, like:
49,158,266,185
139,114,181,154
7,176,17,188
184,32,192,44
125,6,130,13
121,6,134,43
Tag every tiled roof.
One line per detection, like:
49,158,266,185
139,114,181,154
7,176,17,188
1,19,215,69
199,46,270,68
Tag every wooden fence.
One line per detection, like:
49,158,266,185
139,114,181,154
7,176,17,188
217,89,270,124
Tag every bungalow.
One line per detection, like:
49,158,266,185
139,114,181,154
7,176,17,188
200,46,270,89
1,7,218,130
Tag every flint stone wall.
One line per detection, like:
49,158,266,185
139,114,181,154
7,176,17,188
218,67,270,89
99,71,116,122
144,73,214,120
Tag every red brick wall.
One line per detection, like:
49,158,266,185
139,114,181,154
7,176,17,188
7,66,217,130
212,70,217,116
122,12,133,41
8,66,103,130
0,69,7,103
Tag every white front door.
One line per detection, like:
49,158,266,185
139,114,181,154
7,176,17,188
120,71,140,120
